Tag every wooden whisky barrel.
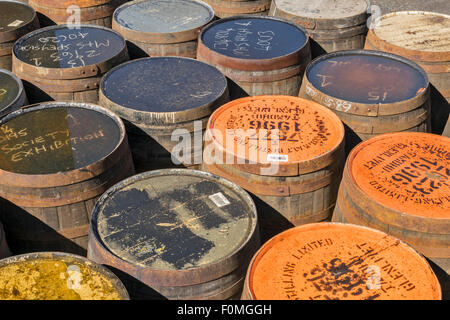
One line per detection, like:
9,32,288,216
201,0,271,18
0,69,28,119
112,0,215,59
0,102,135,256
201,95,345,243
0,252,129,300
299,50,431,151
0,0,39,71
87,169,260,300
331,132,450,299
12,24,129,104
100,57,229,172
269,0,368,58
197,16,311,99
365,11,450,136
29,0,127,28
241,223,442,300
0,222,10,259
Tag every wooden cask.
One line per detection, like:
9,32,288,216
201,0,271,18
299,50,431,152
0,252,129,300
0,0,39,71
0,222,10,259
0,102,135,256
365,11,450,136
241,223,442,300
201,95,345,243
112,0,215,59
88,169,260,300
0,69,28,119
29,0,127,28
197,16,311,100
100,57,229,172
269,0,368,58
331,132,450,299
12,24,129,104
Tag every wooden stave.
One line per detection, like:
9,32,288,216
202,0,270,16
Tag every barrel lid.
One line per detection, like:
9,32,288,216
13,25,126,69
0,1,35,34
100,57,228,124
371,11,450,54
92,169,258,272
0,69,23,113
206,95,345,175
0,103,121,175
198,16,309,71
348,132,450,219
304,50,428,111
0,252,129,300
113,0,214,42
272,0,368,29
247,223,442,300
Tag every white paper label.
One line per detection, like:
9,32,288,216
209,192,230,208
267,154,289,162
8,20,24,27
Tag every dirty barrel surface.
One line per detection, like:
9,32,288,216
365,11,450,136
332,132,450,299
0,252,129,300
242,223,442,300
12,24,129,104
0,69,28,119
299,50,431,151
112,0,215,59
88,169,260,300
202,95,345,242
201,0,271,18
197,16,311,99
0,0,39,71
0,102,135,256
269,0,368,57
100,57,229,172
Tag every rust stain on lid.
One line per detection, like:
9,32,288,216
247,223,442,300
349,132,450,219
207,95,344,165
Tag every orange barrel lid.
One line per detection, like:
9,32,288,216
205,95,345,175
247,223,442,300
348,132,450,219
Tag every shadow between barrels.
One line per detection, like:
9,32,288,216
0,198,86,256
125,41,150,60
226,77,249,101
309,38,328,60
35,12,57,28
425,258,450,301
21,79,55,104
343,122,362,157
429,84,450,135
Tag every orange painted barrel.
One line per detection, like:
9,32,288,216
331,132,450,299
365,11,450,136
242,223,442,300
0,222,11,259
299,50,431,151
201,0,271,18
202,95,345,242
29,0,127,28
0,0,39,71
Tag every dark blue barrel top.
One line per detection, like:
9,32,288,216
13,25,125,68
201,17,308,60
307,51,428,104
101,57,228,113
114,0,214,33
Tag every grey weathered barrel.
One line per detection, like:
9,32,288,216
299,50,431,151
12,24,129,104
201,0,271,18
197,16,311,99
0,102,135,256
365,11,450,136
0,69,28,119
0,222,10,259
87,169,260,300
112,0,215,59
0,252,129,300
269,0,368,58
0,0,39,70
99,57,229,172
